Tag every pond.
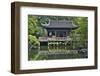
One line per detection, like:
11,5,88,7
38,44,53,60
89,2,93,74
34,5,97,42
28,44,88,60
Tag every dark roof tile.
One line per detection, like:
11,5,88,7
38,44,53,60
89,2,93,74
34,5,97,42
42,20,78,29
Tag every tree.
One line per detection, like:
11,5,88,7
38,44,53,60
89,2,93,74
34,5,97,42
73,17,88,40
70,17,88,49
28,15,47,50
28,35,39,49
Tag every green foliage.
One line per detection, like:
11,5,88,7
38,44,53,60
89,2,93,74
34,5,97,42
28,15,38,35
70,17,88,49
73,17,88,40
28,15,47,38
28,35,39,49
38,16,75,24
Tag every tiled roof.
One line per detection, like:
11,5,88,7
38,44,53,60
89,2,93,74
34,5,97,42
42,20,78,29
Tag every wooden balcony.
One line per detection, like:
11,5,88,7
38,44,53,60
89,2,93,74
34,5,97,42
39,36,71,42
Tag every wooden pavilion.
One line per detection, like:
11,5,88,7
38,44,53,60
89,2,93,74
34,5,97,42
39,20,79,50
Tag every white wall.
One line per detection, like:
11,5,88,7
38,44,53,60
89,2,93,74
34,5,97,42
0,0,100,76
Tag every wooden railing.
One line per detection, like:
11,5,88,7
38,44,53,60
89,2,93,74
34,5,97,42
39,37,71,41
